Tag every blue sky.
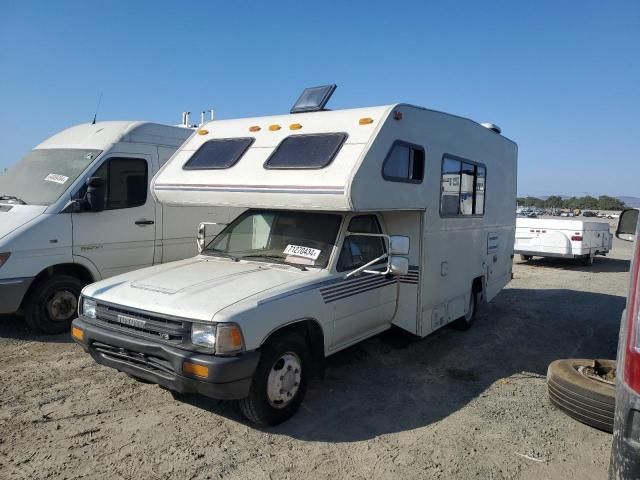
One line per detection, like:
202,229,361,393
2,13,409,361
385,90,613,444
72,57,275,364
0,1,638,196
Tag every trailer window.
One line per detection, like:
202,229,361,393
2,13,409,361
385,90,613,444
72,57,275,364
183,138,254,170
382,141,424,183
337,215,386,272
440,156,486,217
264,133,347,169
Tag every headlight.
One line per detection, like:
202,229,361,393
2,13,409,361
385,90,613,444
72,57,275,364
0,252,10,269
82,297,97,319
191,323,216,349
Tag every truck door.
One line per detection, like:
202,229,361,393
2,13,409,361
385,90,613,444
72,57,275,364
326,215,398,348
72,154,156,278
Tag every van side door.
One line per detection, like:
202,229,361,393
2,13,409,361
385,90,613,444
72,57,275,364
324,215,398,349
71,154,156,279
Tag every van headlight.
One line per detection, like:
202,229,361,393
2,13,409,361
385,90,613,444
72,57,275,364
81,297,97,319
191,323,244,354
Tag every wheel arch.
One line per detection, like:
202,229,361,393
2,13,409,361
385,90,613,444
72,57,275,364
21,263,95,308
472,275,486,303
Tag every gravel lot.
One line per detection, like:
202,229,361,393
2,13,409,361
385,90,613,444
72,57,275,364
0,227,632,479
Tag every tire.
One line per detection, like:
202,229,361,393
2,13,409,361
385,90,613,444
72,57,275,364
520,255,533,262
24,275,84,334
238,334,310,426
546,359,615,433
451,289,478,331
581,254,594,266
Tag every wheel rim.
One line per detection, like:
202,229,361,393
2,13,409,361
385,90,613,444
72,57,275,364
266,352,302,408
464,293,475,322
46,290,78,322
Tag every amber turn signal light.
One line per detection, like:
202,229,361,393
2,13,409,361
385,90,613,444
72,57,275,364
183,361,209,379
71,326,84,341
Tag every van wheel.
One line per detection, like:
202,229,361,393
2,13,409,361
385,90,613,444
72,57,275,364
238,334,310,426
451,290,478,331
24,275,84,334
547,359,615,433
520,255,533,262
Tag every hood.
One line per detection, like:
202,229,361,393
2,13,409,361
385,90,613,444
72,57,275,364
0,204,47,240
83,256,311,321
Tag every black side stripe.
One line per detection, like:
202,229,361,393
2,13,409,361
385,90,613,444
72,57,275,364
320,266,420,303
324,279,397,303
323,277,394,302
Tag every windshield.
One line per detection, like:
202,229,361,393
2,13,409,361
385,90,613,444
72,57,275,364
205,210,343,269
0,148,101,205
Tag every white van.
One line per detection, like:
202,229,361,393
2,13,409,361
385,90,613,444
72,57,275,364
0,121,238,333
72,88,517,425
514,217,612,265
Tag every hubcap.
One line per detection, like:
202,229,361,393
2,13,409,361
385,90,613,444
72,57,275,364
266,352,302,408
46,290,77,322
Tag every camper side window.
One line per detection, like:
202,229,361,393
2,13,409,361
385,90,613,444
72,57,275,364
440,156,486,217
183,138,254,170
382,141,425,183
265,133,347,169
92,158,148,210
337,215,386,272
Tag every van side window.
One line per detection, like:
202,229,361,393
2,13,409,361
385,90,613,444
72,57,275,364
440,156,486,217
265,133,347,169
382,141,425,183
337,215,386,272
183,138,254,170
93,158,148,210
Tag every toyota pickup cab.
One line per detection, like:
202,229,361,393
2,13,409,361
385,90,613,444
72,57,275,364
0,121,238,333
72,86,518,425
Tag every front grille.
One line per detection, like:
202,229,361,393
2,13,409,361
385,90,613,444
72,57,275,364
92,341,175,377
92,303,191,345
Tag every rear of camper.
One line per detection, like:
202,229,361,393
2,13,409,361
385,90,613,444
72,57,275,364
514,217,612,265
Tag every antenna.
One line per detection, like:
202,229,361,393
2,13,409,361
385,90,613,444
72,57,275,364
91,92,103,125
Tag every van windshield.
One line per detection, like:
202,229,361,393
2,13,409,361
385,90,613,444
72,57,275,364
205,210,343,269
0,149,101,205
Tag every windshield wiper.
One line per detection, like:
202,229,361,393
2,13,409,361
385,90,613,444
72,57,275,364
241,254,308,271
0,195,27,205
203,250,239,262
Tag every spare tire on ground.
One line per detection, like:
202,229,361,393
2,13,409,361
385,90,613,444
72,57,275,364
546,359,616,433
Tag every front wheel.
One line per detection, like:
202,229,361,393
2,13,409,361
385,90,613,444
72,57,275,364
24,275,84,334
451,289,478,331
238,334,310,426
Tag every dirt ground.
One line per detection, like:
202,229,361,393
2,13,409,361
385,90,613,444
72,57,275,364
0,230,632,479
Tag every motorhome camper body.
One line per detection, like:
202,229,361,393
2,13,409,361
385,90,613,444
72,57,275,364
0,121,239,333
514,217,612,265
73,103,518,424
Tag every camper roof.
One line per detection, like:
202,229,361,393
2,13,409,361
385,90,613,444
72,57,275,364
36,121,192,151
153,104,517,212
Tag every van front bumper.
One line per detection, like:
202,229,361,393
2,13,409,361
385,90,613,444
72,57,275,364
71,317,260,400
0,277,33,314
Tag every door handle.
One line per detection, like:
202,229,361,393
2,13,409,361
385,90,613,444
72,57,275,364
135,219,154,226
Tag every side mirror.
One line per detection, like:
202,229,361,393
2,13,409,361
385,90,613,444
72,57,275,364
390,235,410,255
197,223,207,253
616,209,639,242
85,177,105,212
389,256,409,276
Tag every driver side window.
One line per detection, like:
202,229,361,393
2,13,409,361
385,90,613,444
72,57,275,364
91,157,148,210
337,215,386,272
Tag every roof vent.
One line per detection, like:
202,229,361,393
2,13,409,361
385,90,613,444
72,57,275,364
481,122,501,134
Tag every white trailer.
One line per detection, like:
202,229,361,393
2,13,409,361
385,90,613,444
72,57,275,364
514,217,612,265
72,87,518,425
0,121,240,333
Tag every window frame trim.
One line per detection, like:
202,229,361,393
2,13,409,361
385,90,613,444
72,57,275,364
439,153,487,218
263,132,348,170
381,139,426,184
182,137,255,171
336,213,387,273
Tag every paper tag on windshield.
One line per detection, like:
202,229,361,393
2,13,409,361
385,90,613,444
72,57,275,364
44,173,69,184
283,244,321,260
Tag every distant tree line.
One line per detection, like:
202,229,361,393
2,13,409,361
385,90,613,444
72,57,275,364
516,195,626,211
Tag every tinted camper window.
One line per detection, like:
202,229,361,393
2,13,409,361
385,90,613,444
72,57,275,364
440,156,486,217
265,133,347,169
183,138,254,170
382,141,425,183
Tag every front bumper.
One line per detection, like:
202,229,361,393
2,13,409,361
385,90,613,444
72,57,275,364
72,317,260,400
0,277,34,314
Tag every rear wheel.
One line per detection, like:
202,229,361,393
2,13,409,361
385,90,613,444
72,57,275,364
520,255,533,262
451,289,478,331
238,334,310,426
24,275,84,334
581,253,595,266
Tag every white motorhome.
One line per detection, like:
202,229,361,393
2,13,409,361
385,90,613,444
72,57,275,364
0,121,238,333
514,217,612,265
72,87,518,425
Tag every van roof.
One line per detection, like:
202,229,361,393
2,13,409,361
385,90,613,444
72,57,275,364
36,121,192,150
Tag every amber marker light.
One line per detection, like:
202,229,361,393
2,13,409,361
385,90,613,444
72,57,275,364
249,126,261,132
197,129,209,135
71,326,84,341
359,117,374,125
269,124,281,131
289,123,302,130
183,361,209,379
